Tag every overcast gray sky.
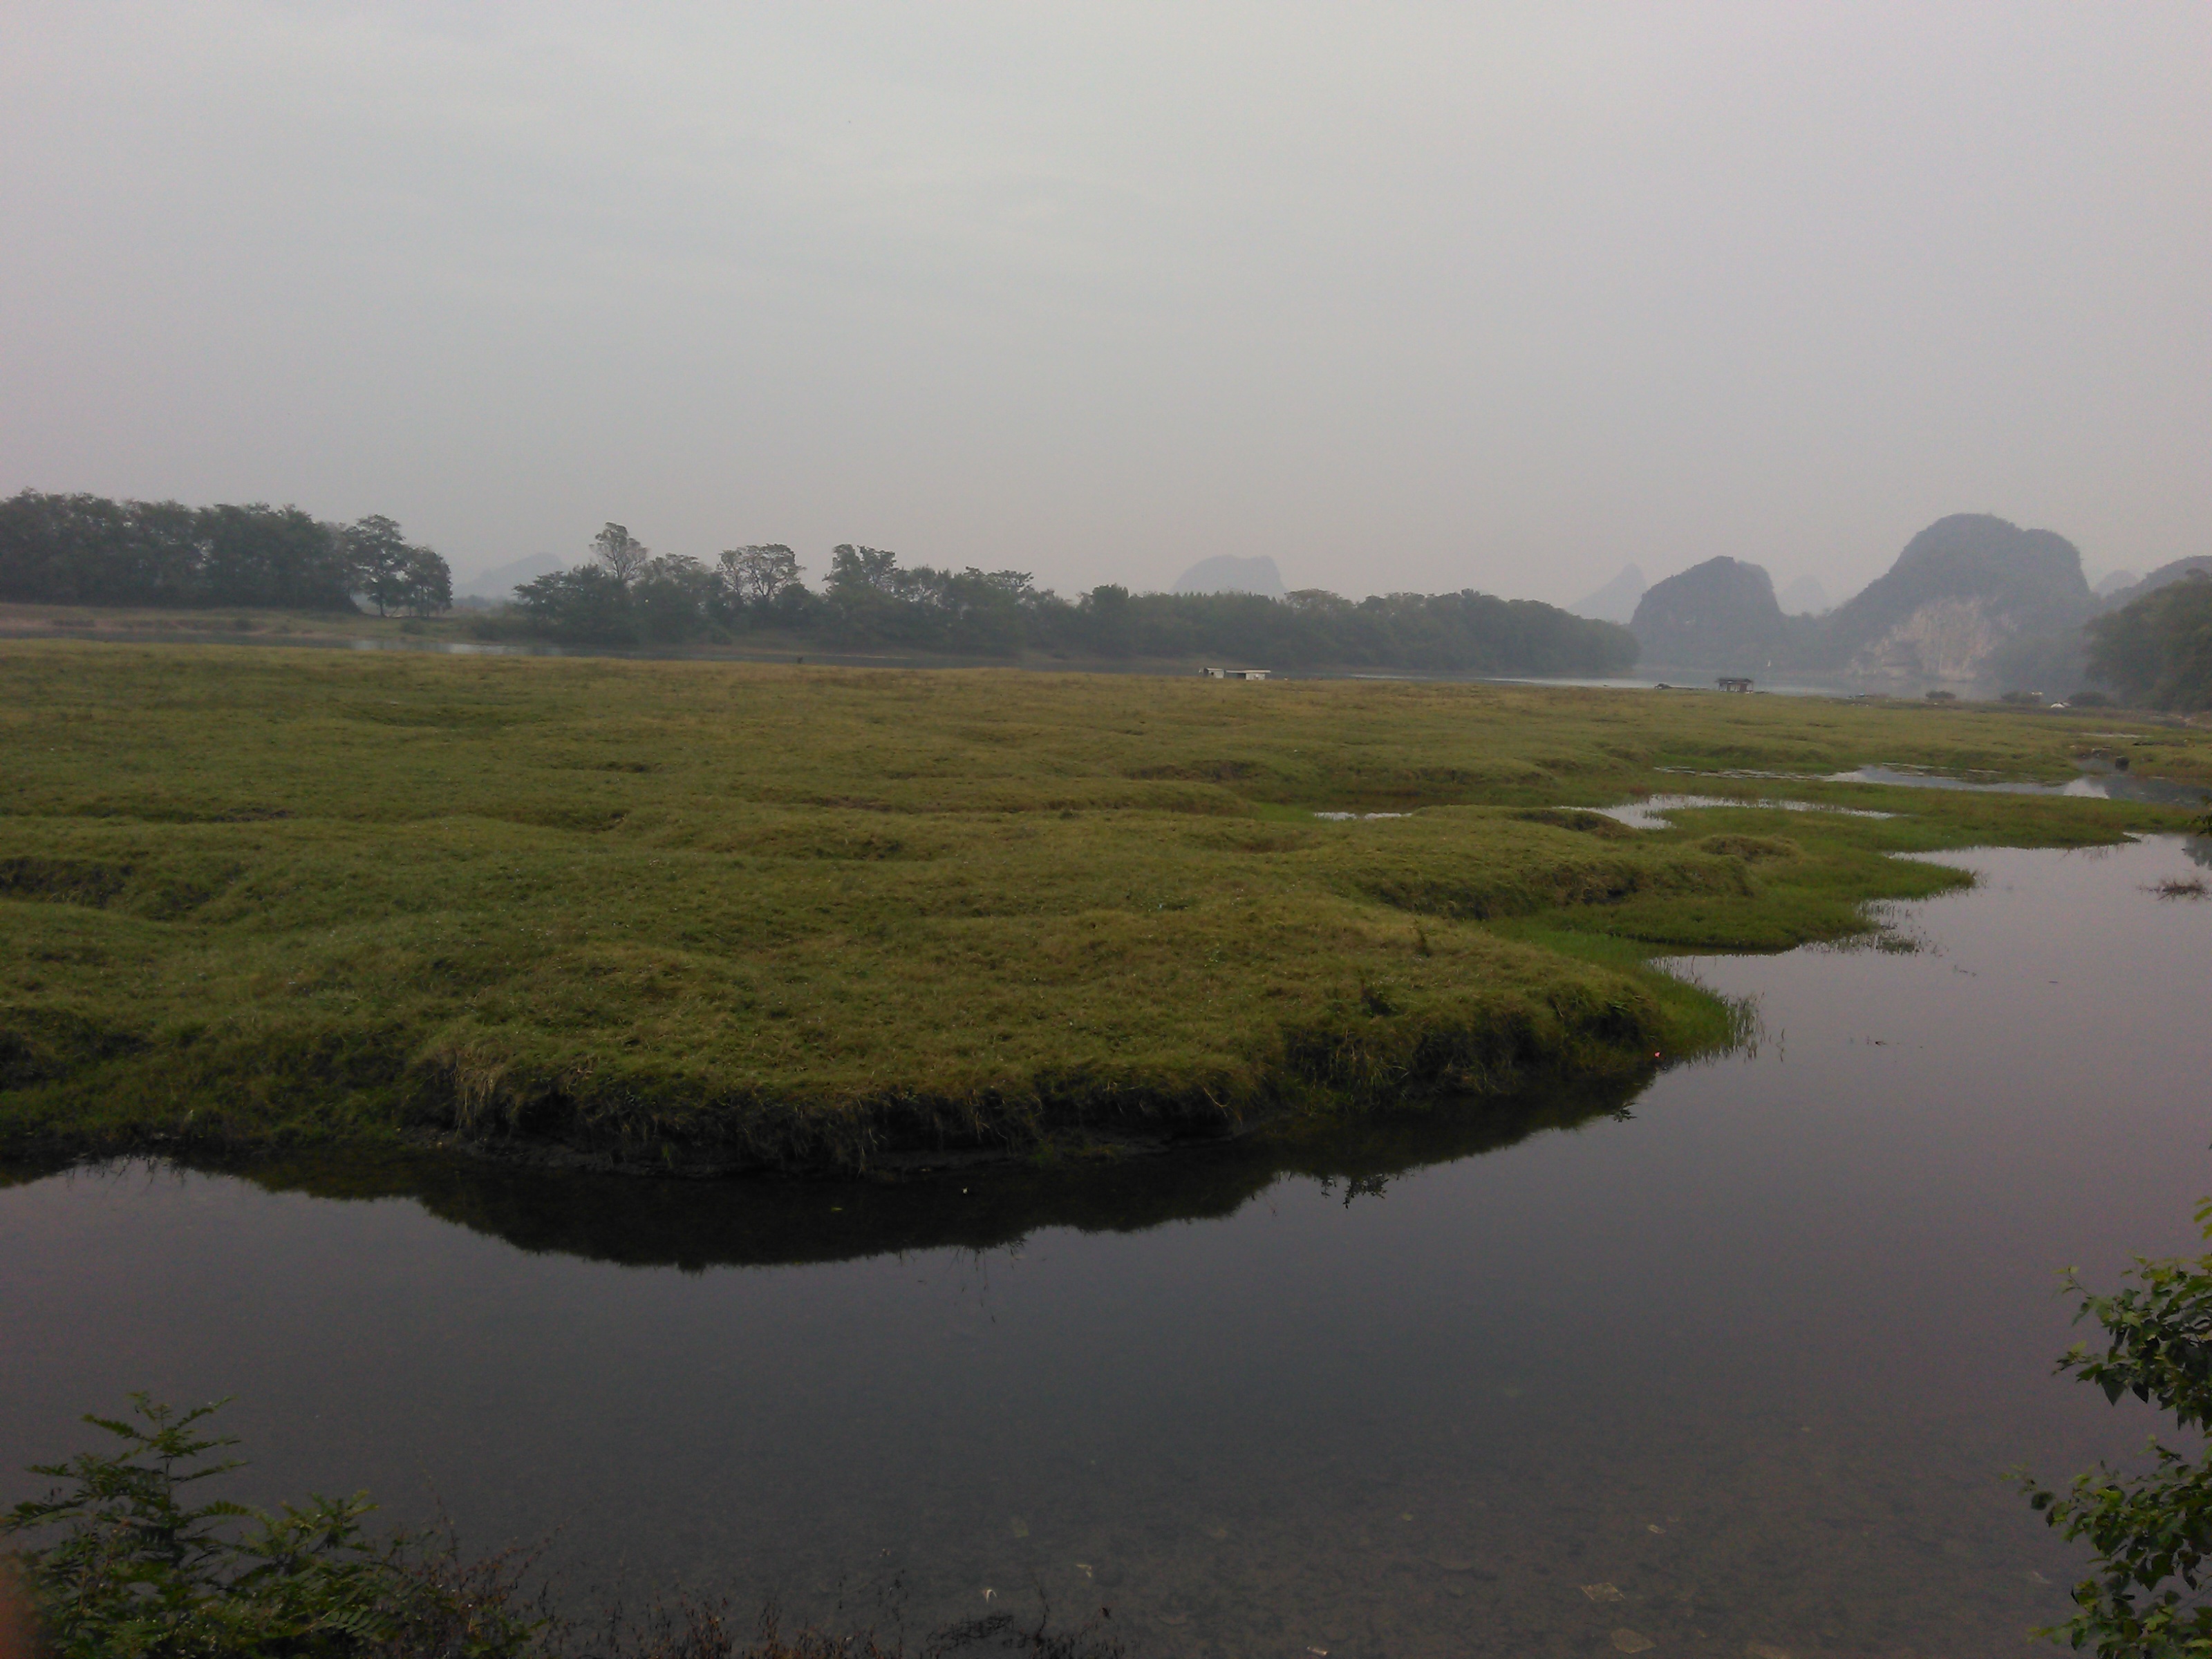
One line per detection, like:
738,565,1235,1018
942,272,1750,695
4,2,2206,601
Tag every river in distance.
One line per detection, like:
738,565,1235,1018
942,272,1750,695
4,832,2211,1658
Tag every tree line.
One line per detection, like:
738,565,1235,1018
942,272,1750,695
0,491,1639,675
0,489,451,615
512,523,1640,675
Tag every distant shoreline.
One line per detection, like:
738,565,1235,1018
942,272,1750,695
0,600,2111,700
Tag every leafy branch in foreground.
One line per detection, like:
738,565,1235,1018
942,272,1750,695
1,1395,546,1657
2020,1198,2212,1658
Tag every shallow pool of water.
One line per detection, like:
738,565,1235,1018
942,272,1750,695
6,837,2211,1658
1831,764,2211,807
1588,794,1896,830
1658,761,2211,809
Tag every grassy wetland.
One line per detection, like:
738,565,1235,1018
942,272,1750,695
1,640,2204,1171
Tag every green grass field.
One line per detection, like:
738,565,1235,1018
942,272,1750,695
1,640,2203,1170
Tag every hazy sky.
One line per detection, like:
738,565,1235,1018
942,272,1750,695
5,3,2207,601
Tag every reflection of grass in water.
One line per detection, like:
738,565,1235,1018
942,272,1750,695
2147,876,2209,900
0,643,2201,1169
151,1069,1652,1270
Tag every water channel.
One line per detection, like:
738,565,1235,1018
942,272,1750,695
4,833,2210,1657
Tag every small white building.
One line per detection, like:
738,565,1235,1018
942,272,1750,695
1199,667,1271,680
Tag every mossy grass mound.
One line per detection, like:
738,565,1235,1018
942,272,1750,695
1,643,2202,1170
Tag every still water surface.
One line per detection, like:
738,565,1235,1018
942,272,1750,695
5,836,2211,1657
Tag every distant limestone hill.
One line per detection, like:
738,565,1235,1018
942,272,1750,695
1629,556,1798,671
1777,574,1829,616
1174,554,1286,597
2099,555,2212,610
1819,514,2093,689
1616,514,2162,693
1571,563,1645,624
457,551,564,600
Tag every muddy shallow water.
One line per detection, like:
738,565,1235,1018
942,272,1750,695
5,836,2211,1658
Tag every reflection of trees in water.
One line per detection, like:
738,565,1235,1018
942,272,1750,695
0,1156,68,1192
2186,834,2212,872
1315,1172,1390,1207
163,1077,1644,1273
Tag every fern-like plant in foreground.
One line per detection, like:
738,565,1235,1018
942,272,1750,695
1,1396,544,1657
1,1398,1125,1659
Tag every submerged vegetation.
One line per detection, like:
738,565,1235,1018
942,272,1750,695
0,642,2204,1170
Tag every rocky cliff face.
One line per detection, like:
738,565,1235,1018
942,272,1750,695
1821,514,2094,691
1846,594,2017,686
1621,515,2105,688
1629,556,1796,671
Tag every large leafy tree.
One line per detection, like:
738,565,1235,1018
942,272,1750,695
717,544,803,606
194,504,353,610
395,547,453,617
589,523,649,585
511,565,633,644
339,515,451,617
2022,1199,2212,1657
630,554,720,644
823,544,900,598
